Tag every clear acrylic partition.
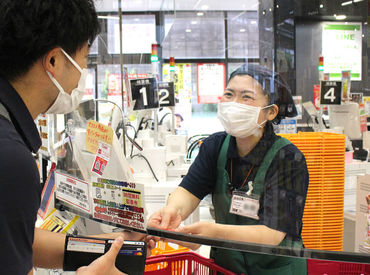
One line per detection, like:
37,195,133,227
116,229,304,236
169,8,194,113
51,0,370,267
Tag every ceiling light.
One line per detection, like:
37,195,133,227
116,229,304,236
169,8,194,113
251,20,257,24
319,4,324,8
201,4,209,10
353,0,364,2
134,18,140,22
240,28,246,32
336,15,347,20
269,8,272,12
341,1,353,6
362,34,365,37
191,21,198,25
276,4,279,8
186,29,192,33
197,12,204,16
97,15,119,20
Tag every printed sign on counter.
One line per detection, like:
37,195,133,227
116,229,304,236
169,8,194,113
92,178,145,230
85,121,114,154
91,140,112,177
55,172,91,214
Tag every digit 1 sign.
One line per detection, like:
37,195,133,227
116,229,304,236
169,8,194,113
320,81,342,105
130,78,159,110
157,82,175,107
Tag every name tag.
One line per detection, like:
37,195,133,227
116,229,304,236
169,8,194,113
230,192,260,220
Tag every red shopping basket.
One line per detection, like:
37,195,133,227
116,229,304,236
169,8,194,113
145,251,236,275
308,259,370,275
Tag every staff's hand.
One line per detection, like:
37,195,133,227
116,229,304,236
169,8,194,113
76,236,126,275
177,221,217,238
147,206,182,230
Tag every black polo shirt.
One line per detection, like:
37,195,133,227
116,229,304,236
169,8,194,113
180,123,309,240
0,77,42,274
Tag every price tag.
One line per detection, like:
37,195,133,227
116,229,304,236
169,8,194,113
157,82,175,107
320,81,342,105
130,78,158,110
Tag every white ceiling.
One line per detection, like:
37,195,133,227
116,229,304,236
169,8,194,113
94,0,258,12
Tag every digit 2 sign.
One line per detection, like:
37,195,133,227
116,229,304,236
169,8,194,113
320,81,342,105
131,78,159,110
157,82,175,107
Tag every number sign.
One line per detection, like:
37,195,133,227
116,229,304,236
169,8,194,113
320,81,342,105
130,78,159,110
157,82,175,107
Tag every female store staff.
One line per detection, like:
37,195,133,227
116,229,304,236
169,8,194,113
148,64,309,274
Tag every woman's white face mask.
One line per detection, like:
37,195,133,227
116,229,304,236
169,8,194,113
45,49,87,114
217,101,272,138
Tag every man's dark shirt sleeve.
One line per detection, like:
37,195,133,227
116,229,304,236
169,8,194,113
0,118,41,274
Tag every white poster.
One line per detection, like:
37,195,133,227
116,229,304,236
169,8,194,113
355,175,370,253
197,63,225,104
55,171,91,213
109,18,156,54
322,23,362,81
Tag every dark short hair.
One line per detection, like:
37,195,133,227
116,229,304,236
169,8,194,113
0,0,100,81
229,63,297,124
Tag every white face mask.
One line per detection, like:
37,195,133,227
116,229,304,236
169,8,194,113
45,49,88,114
217,101,272,138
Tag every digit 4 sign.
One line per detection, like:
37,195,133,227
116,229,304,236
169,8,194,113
320,81,342,105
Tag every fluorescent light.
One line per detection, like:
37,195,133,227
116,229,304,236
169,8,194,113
97,15,119,20
336,15,347,20
341,1,353,6
134,18,140,22
191,21,198,25
240,28,246,32
353,0,364,2
185,29,192,33
197,12,204,16
251,20,257,25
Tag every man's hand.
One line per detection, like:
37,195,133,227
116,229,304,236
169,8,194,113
92,230,156,256
76,236,126,275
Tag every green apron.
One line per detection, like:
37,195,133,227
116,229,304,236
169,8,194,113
211,135,307,275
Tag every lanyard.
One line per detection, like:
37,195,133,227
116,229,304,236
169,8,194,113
230,159,254,189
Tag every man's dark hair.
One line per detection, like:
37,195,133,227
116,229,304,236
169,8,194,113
0,0,100,81
228,63,297,124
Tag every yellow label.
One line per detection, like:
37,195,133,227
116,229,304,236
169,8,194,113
85,120,113,154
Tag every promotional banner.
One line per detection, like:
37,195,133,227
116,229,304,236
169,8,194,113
92,178,146,230
197,63,226,104
322,23,362,81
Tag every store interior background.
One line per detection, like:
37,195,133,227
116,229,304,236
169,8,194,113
92,0,370,251
37,0,370,272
